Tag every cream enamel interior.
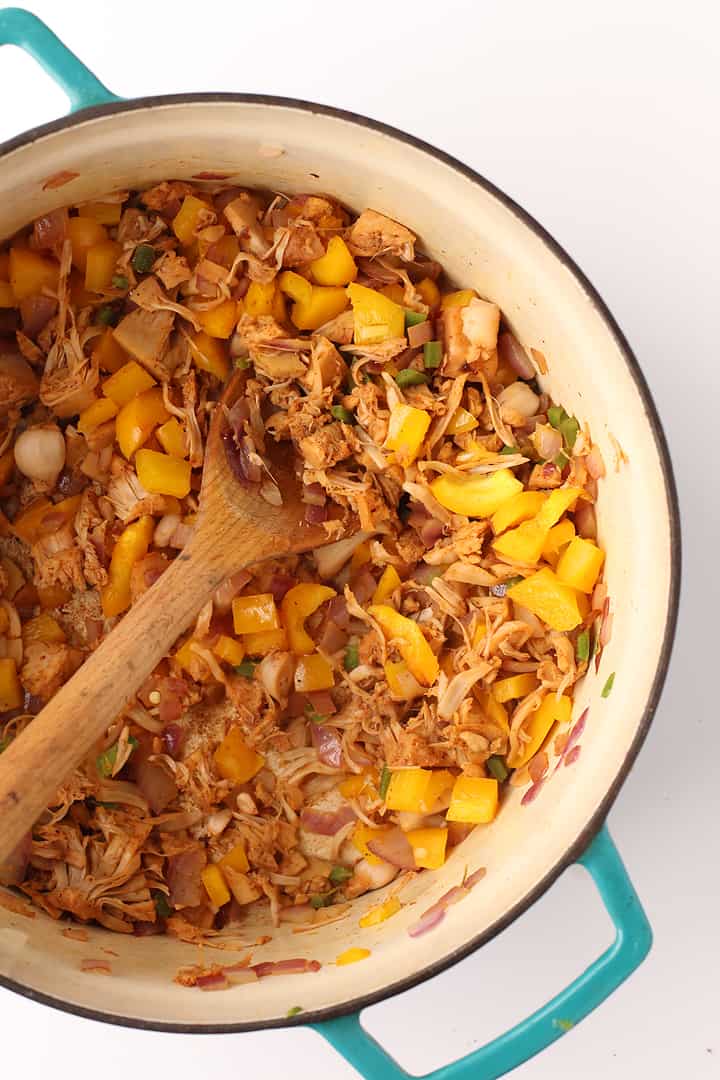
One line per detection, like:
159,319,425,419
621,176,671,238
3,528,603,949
0,100,674,1027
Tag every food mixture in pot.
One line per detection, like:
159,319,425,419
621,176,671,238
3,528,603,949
0,183,608,938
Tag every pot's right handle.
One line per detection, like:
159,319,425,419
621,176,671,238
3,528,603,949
314,827,652,1080
0,7,120,113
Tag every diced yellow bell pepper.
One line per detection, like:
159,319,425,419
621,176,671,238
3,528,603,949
13,496,83,544
441,289,475,309
22,612,66,646
196,299,237,340
294,653,335,692
37,584,72,610
336,947,371,966
93,327,129,374
175,639,212,682
507,568,583,632
369,604,439,686
188,331,230,381
385,767,432,811
535,487,585,531
67,217,108,272
492,492,547,535
446,407,479,436
492,673,539,704
291,285,349,331
446,776,499,823
422,769,456,811
493,518,547,565
77,396,119,435
213,635,245,667
339,769,377,799
351,540,372,571
271,287,287,325
0,658,23,711
310,236,357,286
477,691,510,733
243,628,288,655
352,823,388,866
103,360,155,407
84,240,122,292
372,565,402,605
232,594,280,635
384,659,424,701
79,201,122,225
278,270,313,305
542,520,576,567
69,269,97,307
416,277,440,309
201,864,231,908
101,515,154,617
507,693,572,769
9,248,59,301
347,282,405,344
219,842,249,874
213,726,265,783
381,283,405,305
208,234,240,267
116,387,169,459
281,584,337,655
358,895,401,927
430,468,523,518
156,418,187,458
0,282,15,307
407,827,448,870
172,195,210,246
136,449,192,498
245,280,277,317
556,537,605,594
385,403,431,466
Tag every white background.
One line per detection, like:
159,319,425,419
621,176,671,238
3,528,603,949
0,1,718,1076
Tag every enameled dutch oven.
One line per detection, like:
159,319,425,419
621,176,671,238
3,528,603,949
0,10,680,1079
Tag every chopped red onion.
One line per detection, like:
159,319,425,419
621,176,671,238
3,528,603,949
310,723,343,767
367,827,416,869
407,320,434,348
267,572,296,604
196,973,229,991
316,618,348,654
350,567,377,605
574,500,597,540
498,331,535,380
166,849,205,908
302,483,327,507
408,907,445,937
161,722,184,758
326,596,350,628
585,445,605,479
214,570,252,612
300,805,355,836
305,503,328,524
464,866,487,889
419,517,445,548
251,958,321,977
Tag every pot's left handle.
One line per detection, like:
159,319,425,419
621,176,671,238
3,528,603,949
0,7,120,113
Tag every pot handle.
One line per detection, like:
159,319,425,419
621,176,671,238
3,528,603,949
313,826,651,1079
0,7,119,112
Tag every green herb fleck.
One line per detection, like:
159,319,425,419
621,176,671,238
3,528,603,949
234,357,251,370
554,452,569,469
152,891,172,918
95,304,119,326
547,405,580,451
343,642,359,672
404,309,427,329
310,892,335,909
601,672,615,698
131,243,156,274
286,1006,303,1018
423,340,442,368
378,764,392,800
304,704,326,725
234,661,256,678
547,405,565,429
504,575,525,590
328,865,353,886
486,755,509,782
500,444,521,456
576,630,590,663
96,736,138,778
0,736,11,754
95,801,119,809
331,405,355,424
395,369,428,388
111,274,129,290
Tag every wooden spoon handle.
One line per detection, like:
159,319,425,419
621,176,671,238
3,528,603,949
0,523,241,869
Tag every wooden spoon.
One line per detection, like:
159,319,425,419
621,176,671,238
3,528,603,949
0,373,353,869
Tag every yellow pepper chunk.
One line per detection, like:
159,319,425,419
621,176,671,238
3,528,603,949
279,270,313,305
79,201,122,225
67,217,108,272
136,449,192,498
491,491,547,535
213,726,265,783
294,653,335,692
416,277,440,309
201,864,231,908
93,326,129,373
213,635,245,667
156,418,187,458
172,195,210,245
243,628,288,655
245,280,277,316
352,823,388,866
369,604,439,686
385,767,432,811
0,282,15,307
101,515,154,617
196,299,237,340
336,947,371,966
271,287,287,325
0,658,23,711
492,673,539,704
372,565,402,605
22,612,66,645
188,330,230,380
9,248,59,300
535,487,585,531
291,285,349,331
477,691,510,733
446,407,479,436
446,776,499,824
407,827,448,870
385,403,431,466
508,693,572,769
77,396,119,435
542,520,576,568
339,769,377,799
281,584,337,655
556,537,605,594
232,594,280,635
103,360,155,407
441,289,475,309
381,283,405,305
507,568,582,632
493,518,547,565
358,895,401,927
84,240,122,292
384,659,424,701
310,236,358,286
430,468,523,518
347,282,405,344
219,842,249,875
13,495,81,545
116,387,169,459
